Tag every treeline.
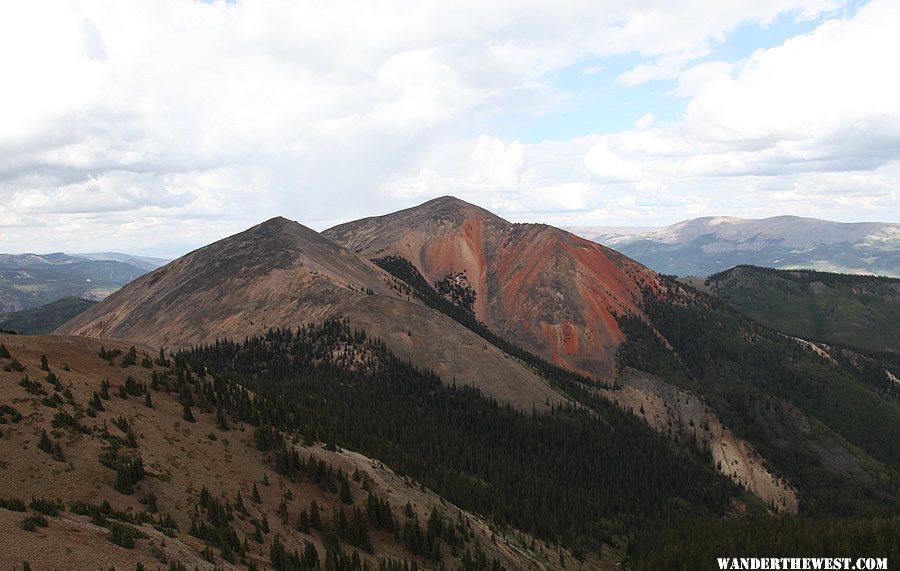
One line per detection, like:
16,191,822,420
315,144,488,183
178,318,737,556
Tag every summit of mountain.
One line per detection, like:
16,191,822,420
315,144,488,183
325,196,660,379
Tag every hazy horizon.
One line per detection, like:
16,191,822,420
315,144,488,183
3,202,897,259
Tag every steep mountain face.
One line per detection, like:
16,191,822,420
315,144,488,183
567,216,900,277
685,266,900,352
324,196,660,379
56,217,564,410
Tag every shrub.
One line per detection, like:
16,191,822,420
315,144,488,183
0,497,26,511
7,358,25,372
108,522,137,548
21,514,48,531
29,496,63,516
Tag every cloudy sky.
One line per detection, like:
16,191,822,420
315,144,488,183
1,0,898,256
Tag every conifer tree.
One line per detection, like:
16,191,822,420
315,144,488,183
37,430,52,453
303,541,319,568
155,347,167,367
52,440,64,462
339,477,353,505
216,404,228,431
116,463,134,495
278,498,289,524
297,509,310,533
310,500,321,530
251,483,261,503
182,403,195,423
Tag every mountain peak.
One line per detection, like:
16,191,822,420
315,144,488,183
325,197,658,378
239,216,330,248
419,195,477,210
260,215,294,226
324,196,507,241
401,195,507,223
424,195,468,206
253,215,304,233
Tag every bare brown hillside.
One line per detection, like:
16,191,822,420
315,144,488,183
55,218,565,411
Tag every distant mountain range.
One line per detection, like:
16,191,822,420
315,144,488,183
72,252,170,272
567,216,900,277
0,252,167,313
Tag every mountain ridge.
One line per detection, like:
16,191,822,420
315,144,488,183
55,215,566,411
52,197,900,525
